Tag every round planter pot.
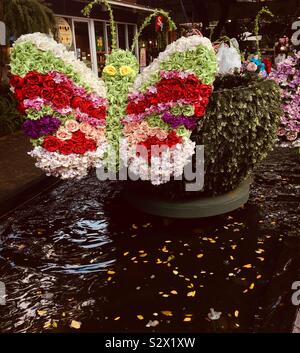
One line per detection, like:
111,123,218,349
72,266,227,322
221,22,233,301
125,177,251,219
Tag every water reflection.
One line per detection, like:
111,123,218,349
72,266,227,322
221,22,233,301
0,148,299,333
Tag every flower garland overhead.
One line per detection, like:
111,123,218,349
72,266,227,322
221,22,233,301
269,53,300,147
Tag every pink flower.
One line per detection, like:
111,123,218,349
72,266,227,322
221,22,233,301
65,119,79,133
246,62,258,72
79,122,93,135
286,131,298,141
277,128,286,136
56,127,72,141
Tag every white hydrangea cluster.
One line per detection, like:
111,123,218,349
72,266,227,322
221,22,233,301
120,138,195,185
132,35,213,92
29,144,107,180
15,33,107,97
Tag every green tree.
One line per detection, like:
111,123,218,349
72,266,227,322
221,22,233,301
0,0,56,81
1,0,56,38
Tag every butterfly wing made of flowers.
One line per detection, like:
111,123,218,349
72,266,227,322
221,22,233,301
122,35,218,185
9,32,108,179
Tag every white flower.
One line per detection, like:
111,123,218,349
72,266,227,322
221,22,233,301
120,137,195,185
29,143,107,179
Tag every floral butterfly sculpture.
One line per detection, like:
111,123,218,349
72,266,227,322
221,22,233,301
9,0,218,185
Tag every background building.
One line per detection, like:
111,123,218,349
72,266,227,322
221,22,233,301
48,0,157,76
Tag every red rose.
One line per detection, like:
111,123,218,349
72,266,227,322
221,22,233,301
149,95,159,106
14,89,24,101
166,131,182,147
43,136,62,152
22,85,41,99
71,96,85,109
186,75,200,85
184,88,201,102
94,106,106,120
194,104,206,118
72,143,87,155
17,102,26,114
10,75,24,88
43,76,56,90
199,85,212,97
157,90,171,103
59,141,74,155
59,83,73,97
90,107,106,120
126,102,136,115
41,89,54,101
171,85,185,101
84,102,97,115
24,71,43,85
202,97,209,107
52,94,70,109
80,100,95,115
72,130,86,142
85,139,97,151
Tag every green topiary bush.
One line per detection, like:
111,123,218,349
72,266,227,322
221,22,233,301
130,74,282,199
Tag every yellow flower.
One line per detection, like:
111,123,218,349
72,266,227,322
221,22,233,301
119,65,134,76
103,65,117,76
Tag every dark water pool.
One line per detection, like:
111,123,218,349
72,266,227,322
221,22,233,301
0,148,299,333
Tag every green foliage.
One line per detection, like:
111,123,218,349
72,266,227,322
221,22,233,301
191,78,281,195
3,0,56,38
134,75,282,198
0,83,22,136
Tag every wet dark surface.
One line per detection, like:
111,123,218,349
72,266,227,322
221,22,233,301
0,147,299,333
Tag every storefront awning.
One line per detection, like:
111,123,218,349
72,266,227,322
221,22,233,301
108,1,157,12
74,0,157,13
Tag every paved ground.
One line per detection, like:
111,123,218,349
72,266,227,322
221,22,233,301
0,132,43,202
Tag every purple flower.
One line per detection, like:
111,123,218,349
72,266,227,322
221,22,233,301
22,115,61,139
162,112,198,130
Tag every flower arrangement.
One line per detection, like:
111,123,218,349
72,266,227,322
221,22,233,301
269,53,300,147
10,33,108,179
9,25,218,185
132,74,282,198
121,35,217,185
242,57,268,78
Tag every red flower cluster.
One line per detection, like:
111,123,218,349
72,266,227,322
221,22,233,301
126,73,212,118
43,131,97,155
137,131,182,162
71,96,106,120
9,71,106,120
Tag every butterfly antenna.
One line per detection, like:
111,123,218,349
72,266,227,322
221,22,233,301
82,0,117,50
131,9,177,53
